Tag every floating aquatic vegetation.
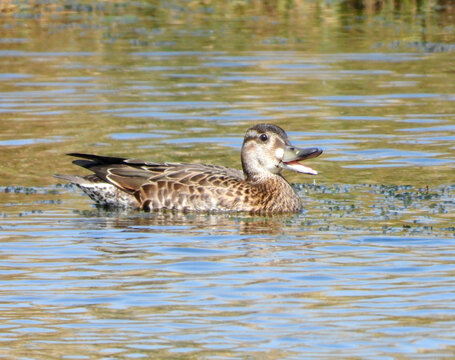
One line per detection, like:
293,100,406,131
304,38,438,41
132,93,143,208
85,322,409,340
295,183,455,238
376,41,455,53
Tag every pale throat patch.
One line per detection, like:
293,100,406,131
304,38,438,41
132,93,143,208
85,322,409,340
275,148,284,159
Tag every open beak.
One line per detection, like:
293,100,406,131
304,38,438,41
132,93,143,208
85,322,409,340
280,146,323,175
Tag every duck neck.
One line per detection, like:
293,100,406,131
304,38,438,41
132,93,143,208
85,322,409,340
246,171,303,213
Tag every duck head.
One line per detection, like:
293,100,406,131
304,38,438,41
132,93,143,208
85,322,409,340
241,124,322,181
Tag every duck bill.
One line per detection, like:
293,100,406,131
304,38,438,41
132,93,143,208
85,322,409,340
280,146,323,175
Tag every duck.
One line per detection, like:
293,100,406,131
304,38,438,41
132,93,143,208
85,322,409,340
55,124,322,213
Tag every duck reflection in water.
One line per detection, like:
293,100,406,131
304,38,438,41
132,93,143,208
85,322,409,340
72,208,298,236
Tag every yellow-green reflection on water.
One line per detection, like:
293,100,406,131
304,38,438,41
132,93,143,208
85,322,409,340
1,1,455,359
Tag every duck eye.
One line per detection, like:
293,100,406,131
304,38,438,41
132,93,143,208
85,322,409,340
259,134,268,142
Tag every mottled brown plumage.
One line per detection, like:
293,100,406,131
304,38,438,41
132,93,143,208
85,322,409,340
55,124,322,213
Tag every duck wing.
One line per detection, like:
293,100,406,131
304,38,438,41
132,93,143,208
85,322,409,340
67,153,246,211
